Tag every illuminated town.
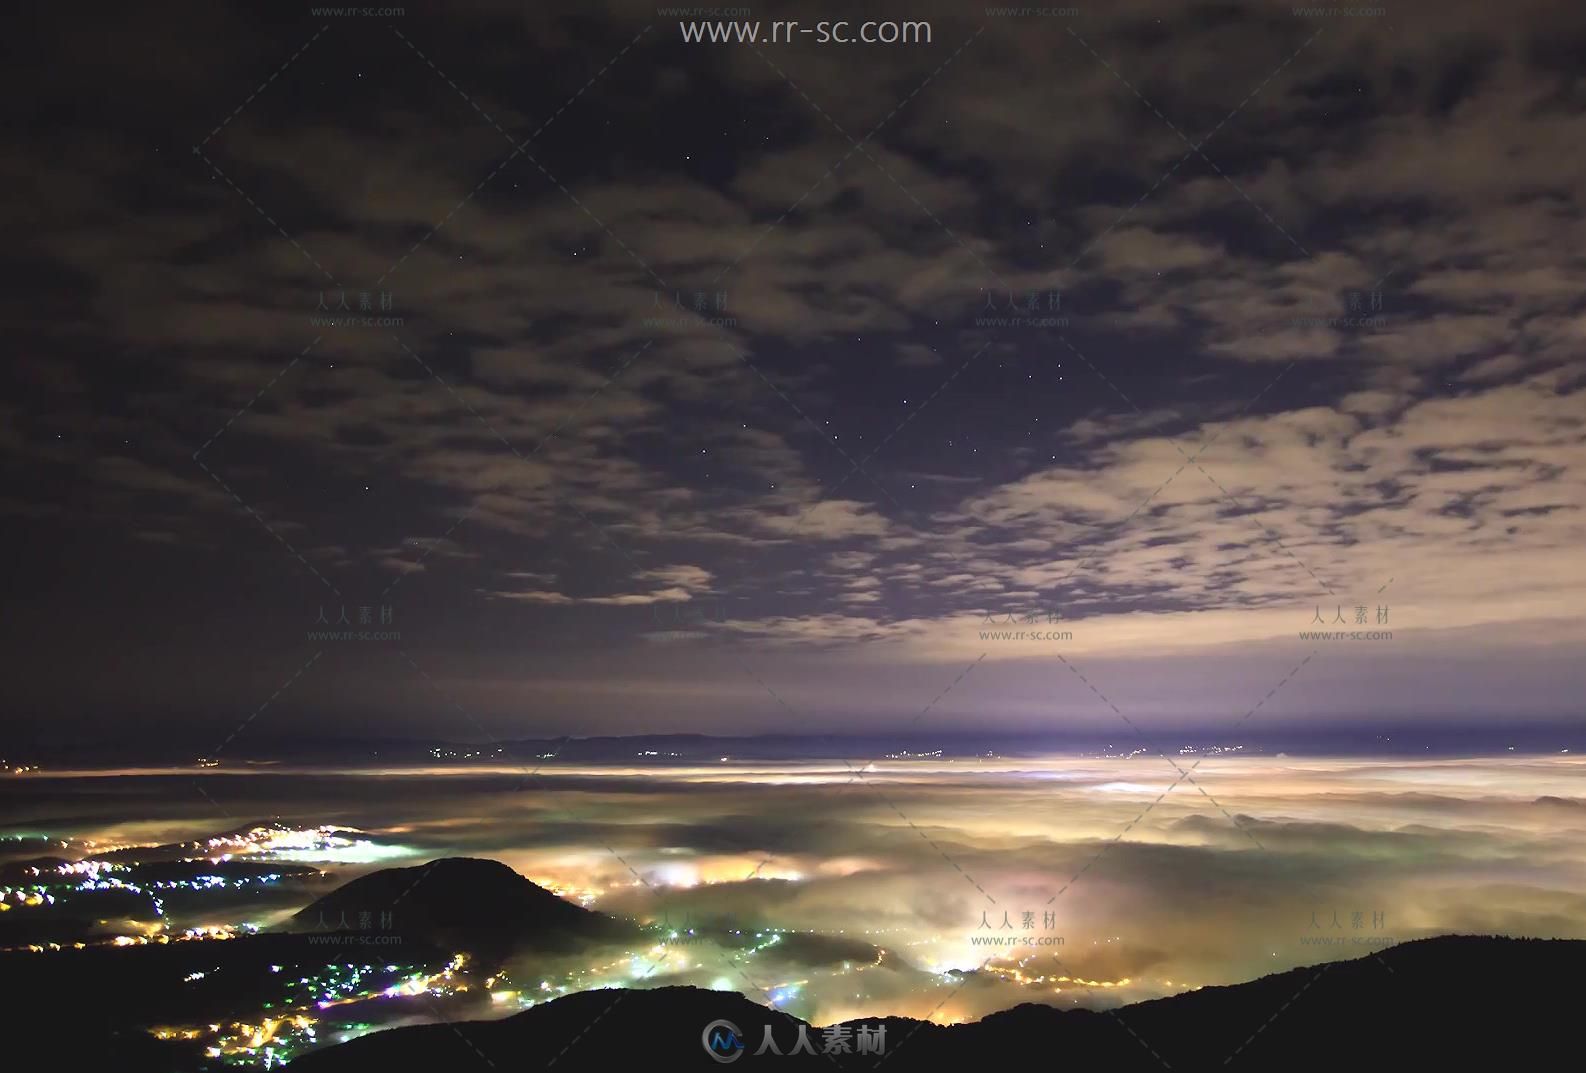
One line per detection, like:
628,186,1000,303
0,810,1213,1068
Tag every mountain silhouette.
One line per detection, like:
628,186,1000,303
8,855,1578,1071
291,934,1583,1071
291,856,631,955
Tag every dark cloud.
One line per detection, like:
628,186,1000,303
5,0,1586,738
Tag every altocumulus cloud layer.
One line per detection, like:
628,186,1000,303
4,0,1586,738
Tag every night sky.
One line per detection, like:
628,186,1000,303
6,0,1586,748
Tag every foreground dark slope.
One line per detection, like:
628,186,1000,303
290,856,633,953
292,935,1581,1071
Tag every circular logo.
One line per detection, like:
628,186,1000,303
702,1018,745,1063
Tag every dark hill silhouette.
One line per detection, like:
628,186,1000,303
291,935,1584,1071
290,856,632,955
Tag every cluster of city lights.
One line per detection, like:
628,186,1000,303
147,954,485,1067
277,955,478,1010
112,923,261,946
193,824,408,864
155,1014,319,1069
1,844,305,953
526,876,607,907
427,746,506,760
